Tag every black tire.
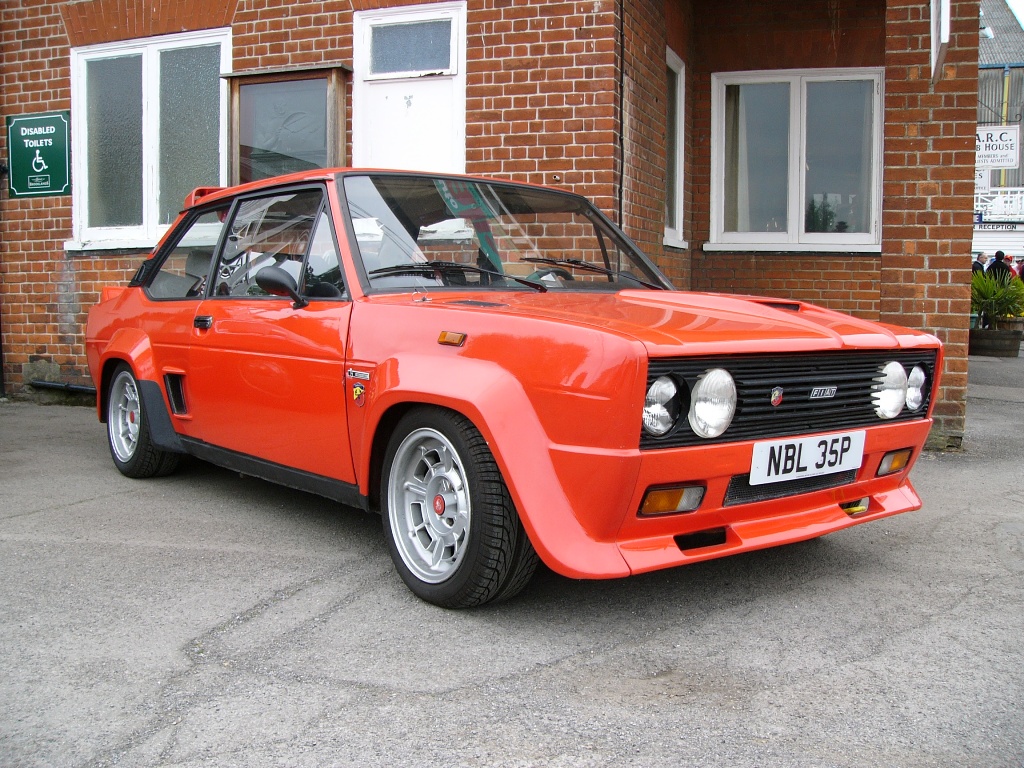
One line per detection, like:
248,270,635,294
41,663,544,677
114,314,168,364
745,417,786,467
105,363,180,479
381,407,538,608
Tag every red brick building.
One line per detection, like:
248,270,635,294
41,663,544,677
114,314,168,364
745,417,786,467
0,0,978,447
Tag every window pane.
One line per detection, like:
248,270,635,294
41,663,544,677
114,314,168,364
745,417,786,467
304,210,344,296
239,80,328,184
344,175,665,293
370,20,452,74
147,207,228,300
214,190,324,296
160,45,222,225
805,80,873,234
86,55,142,227
723,82,789,233
665,65,679,230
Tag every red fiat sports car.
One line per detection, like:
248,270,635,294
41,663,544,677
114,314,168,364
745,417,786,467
86,170,943,607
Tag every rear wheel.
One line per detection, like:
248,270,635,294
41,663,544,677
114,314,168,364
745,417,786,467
381,407,538,608
106,364,179,478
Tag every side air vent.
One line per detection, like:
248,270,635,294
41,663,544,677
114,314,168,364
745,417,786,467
164,374,188,415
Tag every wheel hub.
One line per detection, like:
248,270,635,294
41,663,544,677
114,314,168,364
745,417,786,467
388,427,471,583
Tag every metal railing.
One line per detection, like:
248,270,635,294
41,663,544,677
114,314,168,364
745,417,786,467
975,187,1024,221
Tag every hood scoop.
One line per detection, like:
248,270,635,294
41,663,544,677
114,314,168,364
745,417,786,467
756,300,802,312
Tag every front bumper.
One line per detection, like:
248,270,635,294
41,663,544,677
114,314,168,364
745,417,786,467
532,418,931,579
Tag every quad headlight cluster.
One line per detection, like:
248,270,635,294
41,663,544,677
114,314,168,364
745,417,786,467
642,359,930,439
642,368,737,439
872,361,928,419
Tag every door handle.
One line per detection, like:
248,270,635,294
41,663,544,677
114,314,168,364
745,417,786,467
194,315,213,330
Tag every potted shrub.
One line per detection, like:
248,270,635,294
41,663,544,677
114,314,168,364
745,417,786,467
970,270,1024,356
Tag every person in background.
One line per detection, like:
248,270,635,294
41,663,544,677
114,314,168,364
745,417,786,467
973,253,989,273
987,250,1015,281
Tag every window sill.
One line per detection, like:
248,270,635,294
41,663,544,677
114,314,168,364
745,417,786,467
702,241,881,254
64,238,159,254
663,234,689,250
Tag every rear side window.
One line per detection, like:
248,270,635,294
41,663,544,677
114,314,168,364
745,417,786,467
146,207,228,300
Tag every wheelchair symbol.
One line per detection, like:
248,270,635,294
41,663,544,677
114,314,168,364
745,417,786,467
31,150,48,173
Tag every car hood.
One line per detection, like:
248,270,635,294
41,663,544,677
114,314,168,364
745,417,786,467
419,290,937,356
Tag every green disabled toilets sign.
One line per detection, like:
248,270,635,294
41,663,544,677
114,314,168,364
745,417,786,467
6,111,71,198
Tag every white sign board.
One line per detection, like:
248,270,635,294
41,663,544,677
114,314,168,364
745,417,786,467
977,125,1020,169
975,168,991,193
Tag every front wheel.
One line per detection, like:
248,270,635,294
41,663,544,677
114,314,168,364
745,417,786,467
106,364,180,478
381,407,538,608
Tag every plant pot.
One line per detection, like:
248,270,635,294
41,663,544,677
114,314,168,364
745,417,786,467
969,327,1023,357
995,316,1024,333
970,313,980,329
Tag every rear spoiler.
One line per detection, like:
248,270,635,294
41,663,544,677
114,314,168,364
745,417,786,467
183,186,224,208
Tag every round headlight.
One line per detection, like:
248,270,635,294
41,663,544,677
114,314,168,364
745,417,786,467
873,361,908,419
643,375,682,437
688,368,737,438
906,365,927,411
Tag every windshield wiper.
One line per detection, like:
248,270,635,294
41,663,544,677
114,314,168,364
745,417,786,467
521,257,664,290
368,261,547,292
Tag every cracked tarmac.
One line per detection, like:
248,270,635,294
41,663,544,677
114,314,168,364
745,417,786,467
1,355,1022,767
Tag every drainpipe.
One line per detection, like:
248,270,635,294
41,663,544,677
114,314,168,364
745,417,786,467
1001,65,1011,188
0,161,7,398
616,0,625,228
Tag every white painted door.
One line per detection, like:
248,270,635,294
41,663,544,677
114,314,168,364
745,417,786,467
353,2,467,174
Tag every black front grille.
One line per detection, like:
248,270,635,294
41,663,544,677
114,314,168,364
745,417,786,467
641,349,937,450
723,469,858,506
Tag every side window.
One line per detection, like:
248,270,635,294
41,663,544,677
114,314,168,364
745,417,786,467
303,210,345,298
212,188,324,297
146,207,228,300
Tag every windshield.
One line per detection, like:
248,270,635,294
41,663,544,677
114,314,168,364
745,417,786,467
341,174,671,293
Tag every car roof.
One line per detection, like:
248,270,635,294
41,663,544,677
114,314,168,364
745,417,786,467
181,168,579,213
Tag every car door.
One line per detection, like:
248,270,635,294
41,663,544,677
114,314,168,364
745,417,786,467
186,185,355,483
140,204,230,443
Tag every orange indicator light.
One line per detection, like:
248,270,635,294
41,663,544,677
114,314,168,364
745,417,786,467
438,331,467,347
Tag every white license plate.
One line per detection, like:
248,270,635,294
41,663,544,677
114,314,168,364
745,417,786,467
749,430,865,486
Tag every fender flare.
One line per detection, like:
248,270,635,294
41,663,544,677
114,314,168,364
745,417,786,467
95,330,184,453
361,354,631,578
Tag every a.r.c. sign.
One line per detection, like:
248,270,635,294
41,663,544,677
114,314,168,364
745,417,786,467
976,125,1020,170
5,111,71,198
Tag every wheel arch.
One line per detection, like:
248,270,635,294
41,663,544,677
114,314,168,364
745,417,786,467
93,328,159,422
95,334,184,454
360,358,631,578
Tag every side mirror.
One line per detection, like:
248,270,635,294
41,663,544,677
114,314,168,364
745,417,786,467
255,265,308,309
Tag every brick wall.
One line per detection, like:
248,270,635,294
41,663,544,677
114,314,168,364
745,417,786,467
0,1,81,388
881,0,978,445
620,0,670,265
675,0,975,446
0,0,977,448
467,0,620,213
688,0,887,314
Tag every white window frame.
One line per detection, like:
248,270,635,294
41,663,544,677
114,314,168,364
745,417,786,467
355,2,464,82
665,48,687,248
707,67,883,253
67,28,231,252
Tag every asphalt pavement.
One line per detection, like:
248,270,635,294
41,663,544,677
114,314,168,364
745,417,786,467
0,352,1022,767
